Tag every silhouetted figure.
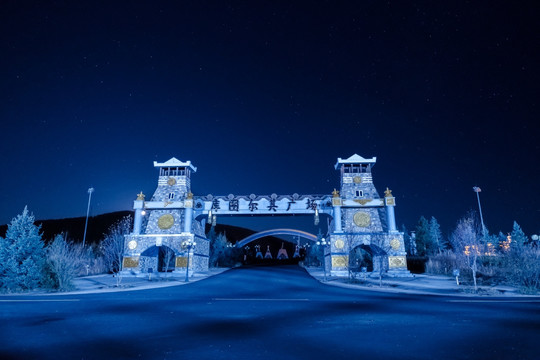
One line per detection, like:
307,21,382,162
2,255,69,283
293,245,300,258
264,245,273,259
255,245,263,259
277,242,289,260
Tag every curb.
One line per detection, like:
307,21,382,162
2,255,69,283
5,268,231,297
303,268,539,298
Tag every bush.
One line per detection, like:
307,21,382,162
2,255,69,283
44,236,108,292
425,251,459,276
503,247,540,294
79,244,107,276
45,235,86,291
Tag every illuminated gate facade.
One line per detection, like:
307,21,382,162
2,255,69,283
123,154,410,277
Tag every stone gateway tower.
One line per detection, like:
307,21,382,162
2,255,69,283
328,154,408,276
123,158,208,276
123,154,410,277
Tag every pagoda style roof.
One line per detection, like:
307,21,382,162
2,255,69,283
153,157,197,171
335,154,376,169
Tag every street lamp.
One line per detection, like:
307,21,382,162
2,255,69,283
182,239,197,282
531,234,539,248
316,237,330,281
243,245,250,263
82,187,94,247
473,186,487,238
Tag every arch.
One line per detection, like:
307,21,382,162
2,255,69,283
236,228,318,248
349,244,388,273
140,245,176,273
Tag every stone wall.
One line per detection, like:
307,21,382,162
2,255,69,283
123,233,209,275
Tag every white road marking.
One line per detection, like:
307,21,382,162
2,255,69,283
447,299,540,303
0,299,80,302
212,298,310,301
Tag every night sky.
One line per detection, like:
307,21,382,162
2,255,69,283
1,1,538,237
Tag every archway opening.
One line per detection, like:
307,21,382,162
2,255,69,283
140,245,176,273
349,244,388,273
349,245,373,272
202,214,330,268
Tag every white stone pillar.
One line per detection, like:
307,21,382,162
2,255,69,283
183,194,194,233
184,207,193,233
385,196,397,233
333,205,342,232
133,200,144,234
332,191,343,233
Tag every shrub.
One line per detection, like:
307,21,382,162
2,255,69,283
503,247,540,294
45,235,86,291
425,251,459,276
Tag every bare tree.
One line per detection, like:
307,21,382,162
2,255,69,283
102,216,132,286
343,234,362,281
161,246,175,276
46,234,85,291
370,235,392,287
450,214,482,292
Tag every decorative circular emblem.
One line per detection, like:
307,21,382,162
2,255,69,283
167,177,176,186
157,214,175,229
128,240,138,250
353,176,362,184
334,239,345,249
390,238,400,250
353,211,371,227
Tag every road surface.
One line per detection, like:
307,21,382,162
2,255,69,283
1,265,539,359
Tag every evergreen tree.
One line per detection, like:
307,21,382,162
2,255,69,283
209,232,239,267
414,216,431,256
401,224,415,255
209,232,227,267
510,221,527,249
0,207,45,292
429,216,446,253
207,226,217,241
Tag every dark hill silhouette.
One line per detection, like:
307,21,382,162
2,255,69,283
0,213,303,260
0,211,133,245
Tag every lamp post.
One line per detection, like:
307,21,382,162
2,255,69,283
182,239,196,282
243,245,250,264
532,234,539,248
316,237,329,281
473,186,487,238
82,187,94,247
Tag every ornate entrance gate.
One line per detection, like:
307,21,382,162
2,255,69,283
123,154,410,277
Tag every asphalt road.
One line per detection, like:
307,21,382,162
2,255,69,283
1,265,539,360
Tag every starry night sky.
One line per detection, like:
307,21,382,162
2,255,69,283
1,1,538,236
